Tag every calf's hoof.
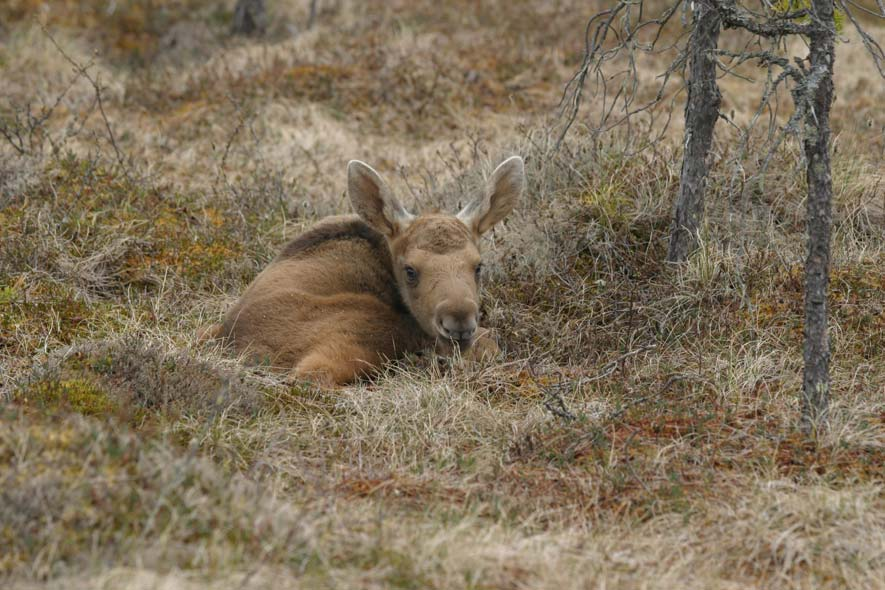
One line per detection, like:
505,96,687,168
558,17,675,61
465,328,501,362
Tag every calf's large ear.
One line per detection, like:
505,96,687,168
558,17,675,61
348,160,414,237
457,156,524,235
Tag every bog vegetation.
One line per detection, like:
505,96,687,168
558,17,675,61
1,1,883,588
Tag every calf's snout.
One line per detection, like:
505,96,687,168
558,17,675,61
434,300,478,344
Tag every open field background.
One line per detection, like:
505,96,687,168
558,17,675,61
1,1,883,588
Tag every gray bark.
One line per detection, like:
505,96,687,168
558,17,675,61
307,0,319,30
668,0,722,263
232,0,267,36
801,0,837,429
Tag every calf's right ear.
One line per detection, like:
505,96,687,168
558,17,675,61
347,160,414,237
457,156,524,236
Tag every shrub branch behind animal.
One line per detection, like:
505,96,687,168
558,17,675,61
205,156,525,386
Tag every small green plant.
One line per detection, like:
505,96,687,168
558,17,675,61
0,285,17,305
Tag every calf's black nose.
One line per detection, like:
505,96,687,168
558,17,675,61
435,304,478,344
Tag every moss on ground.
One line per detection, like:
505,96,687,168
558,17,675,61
16,377,117,417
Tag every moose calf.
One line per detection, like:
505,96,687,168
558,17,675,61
205,156,524,386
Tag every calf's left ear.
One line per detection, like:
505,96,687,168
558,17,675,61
348,160,414,237
457,156,524,235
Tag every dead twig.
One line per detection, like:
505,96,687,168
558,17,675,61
536,345,658,422
556,0,685,150
40,23,131,178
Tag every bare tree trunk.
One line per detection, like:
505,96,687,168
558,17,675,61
801,0,837,430
232,0,267,36
667,0,721,263
307,0,319,30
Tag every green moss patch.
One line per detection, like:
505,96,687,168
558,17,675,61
15,377,118,417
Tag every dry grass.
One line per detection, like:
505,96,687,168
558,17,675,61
1,1,884,588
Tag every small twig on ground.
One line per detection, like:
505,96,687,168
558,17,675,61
536,345,658,422
543,382,578,422
529,364,577,422
576,344,657,387
609,374,684,421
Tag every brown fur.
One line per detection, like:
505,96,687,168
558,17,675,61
207,157,525,386
401,216,471,254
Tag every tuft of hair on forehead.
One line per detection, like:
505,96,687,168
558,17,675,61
401,216,472,254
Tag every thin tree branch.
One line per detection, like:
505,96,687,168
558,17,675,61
556,0,686,150
837,0,885,77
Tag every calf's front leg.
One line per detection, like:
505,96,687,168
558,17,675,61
465,327,500,361
289,340,382,387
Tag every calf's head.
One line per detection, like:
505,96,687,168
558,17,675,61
347,156,525,348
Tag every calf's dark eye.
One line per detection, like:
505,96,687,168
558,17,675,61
475,264,482,279
404,266,419,285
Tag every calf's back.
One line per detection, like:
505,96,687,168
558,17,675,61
220,215,425,369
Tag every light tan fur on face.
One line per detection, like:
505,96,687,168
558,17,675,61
387,216,481,339
208,156,525,386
